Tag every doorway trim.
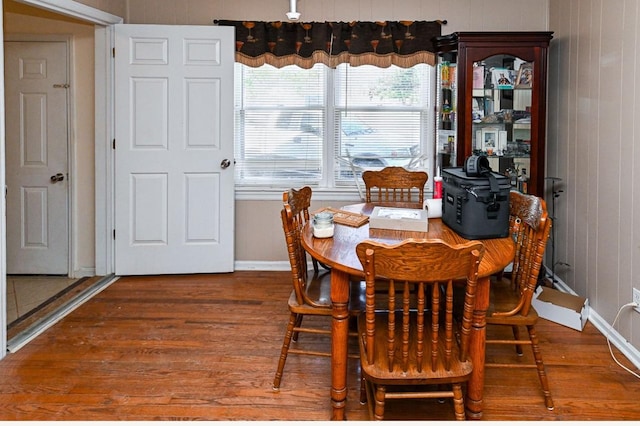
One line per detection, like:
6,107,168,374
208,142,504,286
5,34,73,276
14,0,122,25
1,0,123,360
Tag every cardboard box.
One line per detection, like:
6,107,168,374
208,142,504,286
369,206,428,232
532,286,589,331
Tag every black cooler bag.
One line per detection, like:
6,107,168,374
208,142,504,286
441,167,510,239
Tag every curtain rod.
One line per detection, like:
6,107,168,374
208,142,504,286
213,19,447,25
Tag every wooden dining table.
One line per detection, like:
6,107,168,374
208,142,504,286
301,202,515,420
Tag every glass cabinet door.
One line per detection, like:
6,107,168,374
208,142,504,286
471,55,531,188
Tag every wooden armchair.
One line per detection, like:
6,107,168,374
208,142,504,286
485,190,554,410
356,238,484,420
362,166,428,207
273,186,364,390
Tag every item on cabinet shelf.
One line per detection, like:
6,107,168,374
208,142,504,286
472,63,485,89
491,67,515,89
438,131,455,154
515,62,533,88
481,128,499,153
507,167,518,188
498,130,508,154
441,166,510,239
517,168,529,194
369,206,428,232
441,61,452,88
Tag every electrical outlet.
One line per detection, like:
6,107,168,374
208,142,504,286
633,288,640,313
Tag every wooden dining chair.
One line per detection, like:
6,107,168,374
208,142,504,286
362,166,428,206
355,238,485,420
485,190,554,410
282,187,326,273
273,186,365,390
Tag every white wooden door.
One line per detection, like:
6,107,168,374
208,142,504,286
4,40,69,275
114,24,235,275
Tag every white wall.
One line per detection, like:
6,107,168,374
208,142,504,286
117,0,548,32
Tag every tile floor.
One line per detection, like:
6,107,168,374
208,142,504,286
6,276,78,325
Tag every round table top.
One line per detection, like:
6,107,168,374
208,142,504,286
301,203,515,278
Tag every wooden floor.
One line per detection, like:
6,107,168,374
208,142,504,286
0,271,639,421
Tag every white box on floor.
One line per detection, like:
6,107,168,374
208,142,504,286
369,206,428,232
532,286,589,331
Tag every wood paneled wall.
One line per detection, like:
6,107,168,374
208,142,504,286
547,0,640,353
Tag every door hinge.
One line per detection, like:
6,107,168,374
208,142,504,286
113,139,116,150
112,47,115,57
113,229,116,240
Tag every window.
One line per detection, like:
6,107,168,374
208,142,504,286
234,62,434,192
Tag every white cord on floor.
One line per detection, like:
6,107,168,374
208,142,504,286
606,302,640,379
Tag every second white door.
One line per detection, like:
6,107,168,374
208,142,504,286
4,40,69,275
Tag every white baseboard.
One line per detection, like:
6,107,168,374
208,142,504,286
72,267,96,278
234,260,323,272
547,269,640,370
234,261,291,271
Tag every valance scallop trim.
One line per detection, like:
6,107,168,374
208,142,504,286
216,20,443,68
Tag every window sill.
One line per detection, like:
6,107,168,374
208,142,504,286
235,187,364,202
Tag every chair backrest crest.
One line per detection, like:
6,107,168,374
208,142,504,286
505,190,552,317
362,166,428,205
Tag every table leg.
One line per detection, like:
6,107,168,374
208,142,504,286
330,269,350,420
465,275,489,420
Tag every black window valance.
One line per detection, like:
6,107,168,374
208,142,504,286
216,20,444,69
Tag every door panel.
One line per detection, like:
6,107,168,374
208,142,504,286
4,41,69,274
114,24,235,275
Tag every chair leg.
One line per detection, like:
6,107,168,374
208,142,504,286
452,383,466,420
373,384,386,420
292,314,304,341
528,325,554,410
312,258,319,273
511,325,524,355
273,312,298,390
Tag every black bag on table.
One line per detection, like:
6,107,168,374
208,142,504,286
442,156,510,239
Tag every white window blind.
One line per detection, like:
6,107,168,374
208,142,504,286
333,64,430,186
234,63,326,185
234,62,433,189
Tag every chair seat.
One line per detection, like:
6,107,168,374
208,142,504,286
358,311,473,384
288,271,366,315
486,279,539,326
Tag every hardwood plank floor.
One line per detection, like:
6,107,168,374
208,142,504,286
0,271,639,421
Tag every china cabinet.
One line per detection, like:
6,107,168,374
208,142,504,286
433,32,553,196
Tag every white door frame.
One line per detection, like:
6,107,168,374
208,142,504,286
0,0,122,360
5,34,73,276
